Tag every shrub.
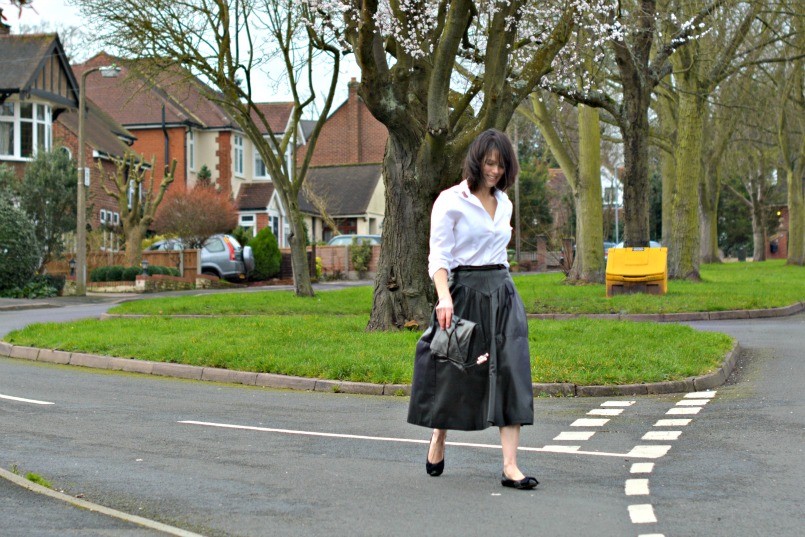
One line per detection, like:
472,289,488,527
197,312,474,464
0,196,40,291
230,226,253,250
168,267,180,277
0,275,60,299
122,266,142,281
90,266,109,282
106,266,124,281
250,227,281,280
350,238,373,276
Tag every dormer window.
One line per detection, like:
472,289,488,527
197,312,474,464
0,100,52,159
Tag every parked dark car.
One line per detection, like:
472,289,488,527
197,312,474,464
146,234,254,281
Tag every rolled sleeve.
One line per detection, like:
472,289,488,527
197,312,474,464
428,193,455,279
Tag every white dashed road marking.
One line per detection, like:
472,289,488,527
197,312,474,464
676,399,710,406
630,463,655,474
0,393,54,405
570,418,610,427
628,504,658,524
601,401,635,407
553,431,595,441
666,406,701,415
685,391,716,398
587,408,623,416
626,445,672,459
642,431,681,441
625,479,650,496
654,419,691,427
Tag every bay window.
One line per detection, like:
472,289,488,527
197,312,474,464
0,101,52,159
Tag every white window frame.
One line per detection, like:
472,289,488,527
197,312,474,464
254,147,268,179
0,100,52,160
99,209,107,225
234,134,244,177
238,214,256,237
187,129,195,172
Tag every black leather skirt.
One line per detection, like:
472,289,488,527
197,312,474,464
407,266,534,431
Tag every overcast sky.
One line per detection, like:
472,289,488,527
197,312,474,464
2,0,360,107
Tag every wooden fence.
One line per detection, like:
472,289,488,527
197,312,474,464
47,250,200,281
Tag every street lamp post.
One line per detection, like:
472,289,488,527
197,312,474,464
75,64,120,295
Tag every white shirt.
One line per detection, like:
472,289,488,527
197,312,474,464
428,180,512,279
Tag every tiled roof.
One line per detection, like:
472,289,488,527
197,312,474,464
299,164,382,216
72,52,236,129
57,98,135,159
250,103,293,134
236,181,276,211
0,33,77,107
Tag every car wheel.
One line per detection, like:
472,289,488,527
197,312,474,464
202,269,220,279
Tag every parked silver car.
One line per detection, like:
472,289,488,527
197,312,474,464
146,234,255,281
327,234,382,246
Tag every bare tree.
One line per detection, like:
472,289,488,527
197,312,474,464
100,153,177,266
77,0,342,296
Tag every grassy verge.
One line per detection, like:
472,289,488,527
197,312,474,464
4,316,732,385
109,260,804,317
516,260,805,314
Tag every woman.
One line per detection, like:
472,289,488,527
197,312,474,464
407,129,537,490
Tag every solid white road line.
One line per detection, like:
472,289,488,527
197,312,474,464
553,431,595,441
685,391,716,398
628,504,658,524
630,463,655,474
570,418,610,427
179,421,665,459
601,401,635,407
654,419,691,427
0,393,54,405
676,399,710,406
587,408,623,416
666,407,701,415
642,431,681,441
625,478,650,496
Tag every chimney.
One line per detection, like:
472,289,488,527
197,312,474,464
0,9,12,35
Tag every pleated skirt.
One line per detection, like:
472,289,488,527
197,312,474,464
407,266,534,431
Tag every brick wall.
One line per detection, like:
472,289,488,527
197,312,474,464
128,127,188,189
215,130,232,196
298,79,388,166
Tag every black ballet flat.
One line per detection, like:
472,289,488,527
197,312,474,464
426,458,444,477
501,473,539,489
426,436,444,477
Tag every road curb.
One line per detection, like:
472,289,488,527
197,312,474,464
0,339,742,398
0,466,206,537
526,301,805,322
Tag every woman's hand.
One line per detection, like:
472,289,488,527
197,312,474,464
435,296,453,330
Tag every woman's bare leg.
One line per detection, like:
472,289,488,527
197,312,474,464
428,429,447,463
500,425,525,480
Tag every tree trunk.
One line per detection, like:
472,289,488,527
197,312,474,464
287,204,313,297
656,88,676,248
367,134,442,330
125,224,146,267
750,196,767,262
668,86,703,280
699,200,720,263
786,168,804,265
619,91,652,247
568,104,604,282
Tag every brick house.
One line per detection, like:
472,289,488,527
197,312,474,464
293,78,389,241
0,28,136,251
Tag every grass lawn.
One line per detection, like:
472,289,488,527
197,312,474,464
110,260,804,317
8,260,787,387
6,316,732,386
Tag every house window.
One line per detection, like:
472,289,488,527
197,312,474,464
239,214,255,237
99,209,107,225
0,101,51,159
187,129,195,171
234,134,244,176
254,148,267,178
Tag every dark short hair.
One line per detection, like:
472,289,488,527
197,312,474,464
462,129,519,193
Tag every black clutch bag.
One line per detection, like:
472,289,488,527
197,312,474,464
429,315,480,372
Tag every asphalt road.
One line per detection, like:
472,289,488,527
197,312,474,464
1,298,803,537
